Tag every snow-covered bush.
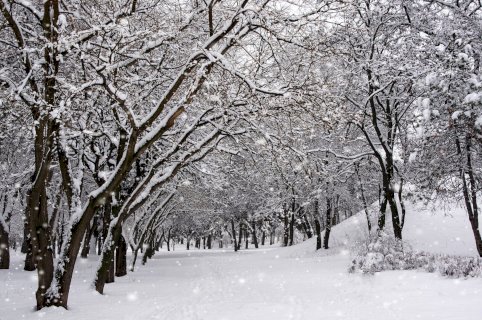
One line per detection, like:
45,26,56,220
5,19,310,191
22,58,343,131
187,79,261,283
349,233,482,278
434,256,482,278
349,232,410,273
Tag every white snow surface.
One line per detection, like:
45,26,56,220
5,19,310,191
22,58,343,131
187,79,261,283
1,201,482,320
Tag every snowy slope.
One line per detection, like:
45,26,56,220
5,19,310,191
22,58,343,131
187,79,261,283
279,199,479,258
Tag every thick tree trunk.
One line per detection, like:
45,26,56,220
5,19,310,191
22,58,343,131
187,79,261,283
388,191,402,239
252,221,258,249
115,235,127,277
314,218,322,250
458,136,482,256
80,222,93,258
302,211,313,239
378,195,388,232
102,205,115,284
23,219,35,271
323,198,332,249
27,179,55,310
261,230,265,246
207,233,212,249
41,201,97,308
130,246,141,272
94,208,122,294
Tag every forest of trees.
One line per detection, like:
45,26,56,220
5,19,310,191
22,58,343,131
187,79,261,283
0,0,481,311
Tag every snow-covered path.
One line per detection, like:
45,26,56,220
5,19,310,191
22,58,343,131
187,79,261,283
1,247,482,320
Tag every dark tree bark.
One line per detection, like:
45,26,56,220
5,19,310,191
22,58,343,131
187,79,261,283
48,190,62,258
80,220,93,258
231,219,238,252
289,212,295,246
301,209,313,239
314,219,322,250
378,195,388,231
270,224,274,245
115,235,127,277
97,233,102,255
313,199,322,250
207,233,212,249
283,206,289,247
166,227,171,251
252,221,259,249
237,222,243,250
323,198,332,249
261,230,265,246
245,227,249,249
0,221,9,269
102,205,115,284
456,135,482,256
57,212,65,255
22,208,39,271
28,179,55,309
142,238,155,265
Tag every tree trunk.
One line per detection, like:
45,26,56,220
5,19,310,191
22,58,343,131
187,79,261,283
130,246,141,272
323,198,332,249
0,220,9,269
252,221,258,249
22,221,35,271
302,210,313,239
102,205,115,284
231,219,238,252
289,212,295,246
388,191,402,239
207,233,212,249
28,180,55,310
94,211,121,294
115,235,127,277
142,239,154,265
458,135,482,256
261,230,265,246
237,222,243,250
378,195,388,232
283,209,289,247
80,221,93,258
166,228,171,251
314,199,322,250
245,227,249,249
314,218,322,250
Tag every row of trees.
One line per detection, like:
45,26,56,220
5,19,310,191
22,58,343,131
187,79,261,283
0,0,481,312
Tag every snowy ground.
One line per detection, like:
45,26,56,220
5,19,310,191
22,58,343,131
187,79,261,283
1,201,482,320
